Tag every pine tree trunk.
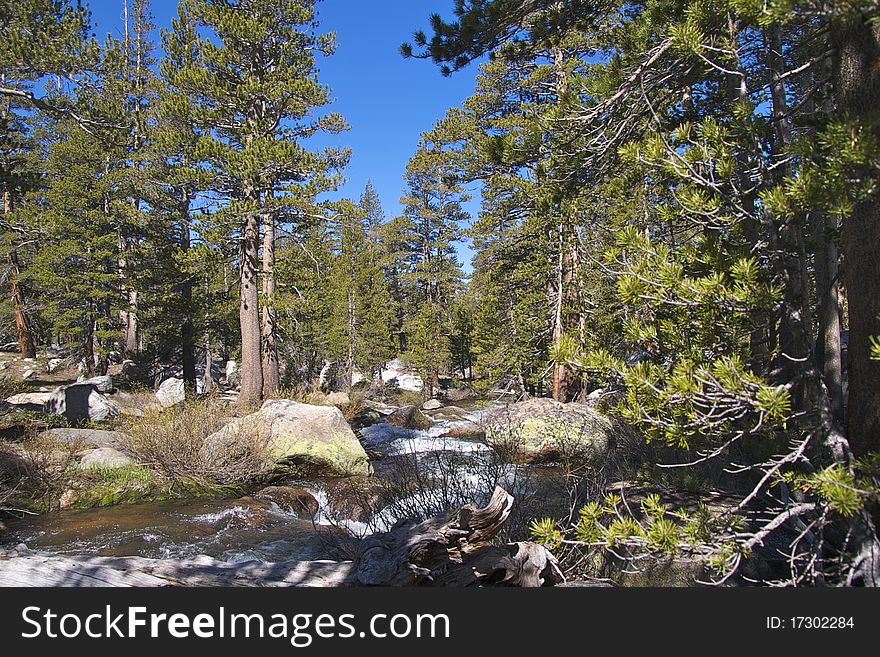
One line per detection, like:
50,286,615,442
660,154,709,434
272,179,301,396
202,328,213,395
3,183,36,358
831,14,880,456
260,204,279,397
84,311,96,379
813,210,844,422
550,45,573,403
807,52,844,424
238,199,263,408
347,289,355,392
180,193,196,394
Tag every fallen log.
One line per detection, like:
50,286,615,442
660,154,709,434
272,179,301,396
0,488,562,587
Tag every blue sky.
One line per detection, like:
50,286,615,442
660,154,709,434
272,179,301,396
87,0,482,269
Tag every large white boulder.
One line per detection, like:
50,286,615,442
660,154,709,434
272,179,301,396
79,447,135,470
77,375,114,392
206,399,372,477
484,397,614,465
155,377,185,408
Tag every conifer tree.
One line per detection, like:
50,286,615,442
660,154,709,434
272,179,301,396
0,0,99,356
164,0,348,406
397,136,469,397
324,184,396,387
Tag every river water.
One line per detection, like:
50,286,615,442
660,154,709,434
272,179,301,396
1,405,558,564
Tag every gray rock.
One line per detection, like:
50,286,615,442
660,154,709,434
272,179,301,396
40,428,131,449
5,392,53,406
431,405,468,419
362,400,397,416
484,397,614,465
224,360,239,386
79,375,113,393
421,399,443,411
445,387,476,403
206,399,372,477
45,383,120,424
46,358,65,373
441,420,485,440
323,391,351,408
120,360,149,386
155,377,185,408
79,447,135,470
253,486,319,517
386,405,433,430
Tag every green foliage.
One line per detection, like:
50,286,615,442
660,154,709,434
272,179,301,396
783,464,877,519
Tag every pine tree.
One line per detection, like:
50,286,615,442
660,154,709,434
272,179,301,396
0,0,99,357
324,184,396,387
165,0,348,406
397,135,469,398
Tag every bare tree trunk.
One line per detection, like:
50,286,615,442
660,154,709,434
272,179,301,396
813,210,844,422
260,202,279,397
831,14,880,456
180,193,196,395
6,246,36,358
238,197,263,408
3,154,36,359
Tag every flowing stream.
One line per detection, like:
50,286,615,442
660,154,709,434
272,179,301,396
1,404,557,563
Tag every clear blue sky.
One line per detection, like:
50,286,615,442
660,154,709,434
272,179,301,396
87,0,481,270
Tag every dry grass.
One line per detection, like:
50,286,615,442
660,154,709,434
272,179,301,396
118,395,272,493
0,430,79,513
0,373,29,401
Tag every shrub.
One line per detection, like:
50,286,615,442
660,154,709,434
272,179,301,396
119,395,271,494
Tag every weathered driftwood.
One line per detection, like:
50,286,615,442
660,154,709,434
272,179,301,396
0,488,562,587
355,487,564,586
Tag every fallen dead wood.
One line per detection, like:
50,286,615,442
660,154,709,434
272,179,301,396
355,487,564,586
0,488,562,587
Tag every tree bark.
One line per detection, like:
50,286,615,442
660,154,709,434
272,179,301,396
3,184,36,359
813,210,844,422
7,252,36,359
238,198,263,408
831,14,880,456
260,202,279,397
180,193,196,394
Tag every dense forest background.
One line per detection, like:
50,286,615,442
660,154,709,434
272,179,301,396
2,0,880,585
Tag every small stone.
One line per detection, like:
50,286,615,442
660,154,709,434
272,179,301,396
59,489,79,509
